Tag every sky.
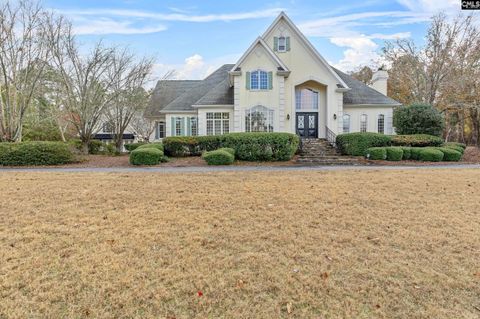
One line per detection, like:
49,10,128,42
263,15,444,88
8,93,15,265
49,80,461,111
43,0,464,82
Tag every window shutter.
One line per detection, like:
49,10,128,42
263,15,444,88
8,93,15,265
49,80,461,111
155,122,159,139
273,37,278,51
180,117,185,136
246,71,251,90
170,117,175,136
268,71,273,90
187,117,192,136
286,37,291,51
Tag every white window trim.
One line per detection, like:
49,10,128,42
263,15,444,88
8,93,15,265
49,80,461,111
206,112,230,136
295,87,319,111
360,114,368,133
343,114,350,133
377,114,385,134
245,105,275,133
278,36,286,52
250,69,269,91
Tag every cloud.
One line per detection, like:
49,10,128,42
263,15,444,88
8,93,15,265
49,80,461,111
73,18,167,35
396,0,459,13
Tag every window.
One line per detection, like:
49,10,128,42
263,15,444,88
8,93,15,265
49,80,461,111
295,88,319,110
377,114,385,134
250,70,268,90
175,117,182,136
206,112,230,135
360,114,368,132
245,105,274,132
190,117,198,136
155,121,165,139
278,36,286,52
343,114,350,133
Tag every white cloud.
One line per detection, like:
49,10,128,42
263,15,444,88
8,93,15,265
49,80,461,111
396,0,459,13
73,18,166,35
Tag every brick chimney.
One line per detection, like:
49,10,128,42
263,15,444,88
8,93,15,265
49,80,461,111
370,66,388,96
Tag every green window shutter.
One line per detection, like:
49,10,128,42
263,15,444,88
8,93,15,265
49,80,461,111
180,117,185,136
273,37,278,51
246,71,251,90
187,117,192,136
286,37,291,51
268,71,273,90
170,117,175,136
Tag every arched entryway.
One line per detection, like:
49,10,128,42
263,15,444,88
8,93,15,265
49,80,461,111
294,80,327,138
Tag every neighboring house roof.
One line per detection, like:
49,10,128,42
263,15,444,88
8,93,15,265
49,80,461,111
332,68,401,106
145,80,201,117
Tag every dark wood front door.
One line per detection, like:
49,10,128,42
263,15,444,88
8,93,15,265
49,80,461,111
296,112,318,138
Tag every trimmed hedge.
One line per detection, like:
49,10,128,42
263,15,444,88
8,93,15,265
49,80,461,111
137,142,164,152
164,133,298,161
437,147,462,162
401,147,411,160
386,147,403,161
419,148,444,162
443,143,465,154
129,148,164,165
391,134,443,147
410,147,423,160
336,133,392,156
365,147,387,160
202,149,235,165
125,142,147,152
0,141,74,166
218,147,235,157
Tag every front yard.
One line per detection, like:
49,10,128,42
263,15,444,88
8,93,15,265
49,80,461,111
0,169,479,318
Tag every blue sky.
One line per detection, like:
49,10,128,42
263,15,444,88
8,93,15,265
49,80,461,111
44,0,462,81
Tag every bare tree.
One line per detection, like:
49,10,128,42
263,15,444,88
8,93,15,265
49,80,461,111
104,56,154,152
0,0,57,141
129,113,156,142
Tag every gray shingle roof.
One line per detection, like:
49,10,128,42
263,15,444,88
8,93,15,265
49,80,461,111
332,67,401,106
145,63,400,117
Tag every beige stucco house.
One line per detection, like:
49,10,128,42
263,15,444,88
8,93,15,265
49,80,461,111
145,12,400,142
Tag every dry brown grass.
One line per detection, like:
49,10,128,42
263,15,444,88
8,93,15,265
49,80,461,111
0,169,479,318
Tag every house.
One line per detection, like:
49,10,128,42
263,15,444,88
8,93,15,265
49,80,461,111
144,12,400,142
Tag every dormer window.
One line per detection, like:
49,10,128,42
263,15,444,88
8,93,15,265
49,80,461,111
278,36,286,52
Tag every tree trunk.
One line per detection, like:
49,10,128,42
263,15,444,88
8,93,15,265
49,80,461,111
81,139,89,155
116,138,123,153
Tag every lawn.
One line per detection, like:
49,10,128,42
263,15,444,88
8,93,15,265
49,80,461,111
0,169,479,318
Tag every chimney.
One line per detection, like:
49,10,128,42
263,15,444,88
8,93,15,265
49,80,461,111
370,66,388,96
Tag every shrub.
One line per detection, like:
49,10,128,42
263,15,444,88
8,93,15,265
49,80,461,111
386,147,404,161
23,121,63,141
124,142,147,152
164,133,298,161
129,148,163,165
218,147,235,157
68,139,116,155
401,147,411,160
365,147,387,160
137,142,164,152
88,140,104,154
410,147,423,160
393,104,444,137
0,141,74,166
443,142,466,149
202,149,235,165
336,133,392,156
437,147,462,162
391,134,443,147
443,142,465,154
419,148,444,162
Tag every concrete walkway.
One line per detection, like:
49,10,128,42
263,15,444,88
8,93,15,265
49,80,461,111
1,164,480,173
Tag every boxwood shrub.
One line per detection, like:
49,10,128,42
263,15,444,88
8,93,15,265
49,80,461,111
410,147,423,160
401,147,411,160
125,142,147,152
437,147,462,162
365,147,387,160
391,134,443,147
164,133,298,161
129,148,163,165
386,147,403,161
137,142,164,152
202,149,235,165
336,133,391,156
443,143,465,154
0,141,74,166
218,147,235,157
419,148,444,162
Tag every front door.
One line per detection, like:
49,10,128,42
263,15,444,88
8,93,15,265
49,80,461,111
296,112,318,138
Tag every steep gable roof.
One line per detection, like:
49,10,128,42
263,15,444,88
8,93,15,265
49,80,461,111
230,37,290,73
144,80,200,117
194,78,233,106
332,68,401,106
262,12,349,89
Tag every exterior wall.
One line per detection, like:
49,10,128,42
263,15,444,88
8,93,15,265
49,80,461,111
197,107,234,136
165,113,197,137
261,19,345,136
149,115,166,141
342,106,394,134
235,43,283,132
